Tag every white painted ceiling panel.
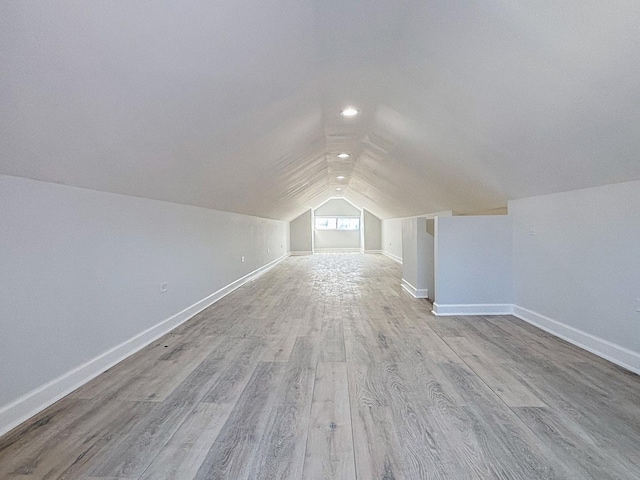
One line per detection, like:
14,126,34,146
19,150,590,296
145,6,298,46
1,1,639,220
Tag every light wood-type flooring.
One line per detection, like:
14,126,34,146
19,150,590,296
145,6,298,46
1,254,640,479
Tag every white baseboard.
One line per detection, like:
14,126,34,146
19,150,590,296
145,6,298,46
401,279,429,299
313,248,361,253
382,250,402,264
0,253,289,438
512,305,640,375
289,250,313,256
364,249,382,254
432,303,513,316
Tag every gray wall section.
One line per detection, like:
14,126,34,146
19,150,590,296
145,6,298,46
510,179,640,357
402,217,430,293
0,174,288,408
313,199,361,251
434,215,513,305
425,226,435,300
289,209,313,252
382,218,403,260
363,209,382,251
314,198,360,216
314,230,361,250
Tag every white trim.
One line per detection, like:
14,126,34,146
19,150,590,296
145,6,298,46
313,248,361,253
401,279,429,299
364,249,382,254
432,303,513,316
289,250,313,256
0,253,289,438
512,305,640,375
382,250,402,264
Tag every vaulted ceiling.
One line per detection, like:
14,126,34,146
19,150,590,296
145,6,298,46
1,1,639,220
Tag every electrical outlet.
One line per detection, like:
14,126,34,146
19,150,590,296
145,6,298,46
160,283,168,293
241,256,245,262
267,248,270,254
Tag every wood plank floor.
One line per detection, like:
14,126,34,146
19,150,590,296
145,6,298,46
1,253,639,479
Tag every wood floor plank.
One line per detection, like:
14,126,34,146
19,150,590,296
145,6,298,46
193,362,285,480
138,402,232,480
2,254,640,479
86,337,245,478
513,406,640,480
303,362,356,480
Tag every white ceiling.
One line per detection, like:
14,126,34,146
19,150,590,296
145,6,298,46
2,1,639,220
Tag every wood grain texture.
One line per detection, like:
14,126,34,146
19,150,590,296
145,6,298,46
1,254,639,479
303,362,356,480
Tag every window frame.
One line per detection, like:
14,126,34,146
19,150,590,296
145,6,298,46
314,216,360,231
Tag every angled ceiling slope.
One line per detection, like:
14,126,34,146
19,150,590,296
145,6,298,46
1,1,639,221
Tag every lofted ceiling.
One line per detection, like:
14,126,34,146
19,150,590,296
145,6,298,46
1,1,639,220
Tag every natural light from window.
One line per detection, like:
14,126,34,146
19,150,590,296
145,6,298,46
315,217,360,230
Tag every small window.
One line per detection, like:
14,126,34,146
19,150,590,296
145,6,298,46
337,218,360,230
315,217,337,230
315,217,360,230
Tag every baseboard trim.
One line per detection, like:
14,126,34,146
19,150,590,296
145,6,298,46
512,305,640,375
313,248,361,253
382,250,402,264
289,250,313,256
364,249,382,254
0,253,289,438
401,279,429,299
432,303,513,316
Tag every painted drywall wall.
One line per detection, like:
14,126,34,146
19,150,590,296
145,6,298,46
401,217,430,298
313,198,361,251
382,218,403,262
382,211,453,263
363,209,382,251
425,220,435,301
434,215,513,311
314,198,360,216
510,180,640,370
0,174,288,425
289,209,312,254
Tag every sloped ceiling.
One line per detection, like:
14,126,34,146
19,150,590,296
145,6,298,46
1,1,639,220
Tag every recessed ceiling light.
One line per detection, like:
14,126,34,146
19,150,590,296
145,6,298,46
337,153,350,159
336,175,345,180
340,107,359,117
335,187,342,191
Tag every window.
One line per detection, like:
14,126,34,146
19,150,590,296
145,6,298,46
315,216,360,230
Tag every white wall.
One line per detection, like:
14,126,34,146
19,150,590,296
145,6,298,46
314,198,360,216
510,180,640,372
401,217,430,298
382,218,403,262
434,215,513,314
0,174,289,433
382,211,453,263
314,230,361,251
313,198,361,251
363,209,382,252
289,209,312,254
425,220,435,300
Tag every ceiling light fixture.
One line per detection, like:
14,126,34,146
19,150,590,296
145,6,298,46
340,107,359,117
335,187,342,191
337,153,350,159
336,175,345,180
